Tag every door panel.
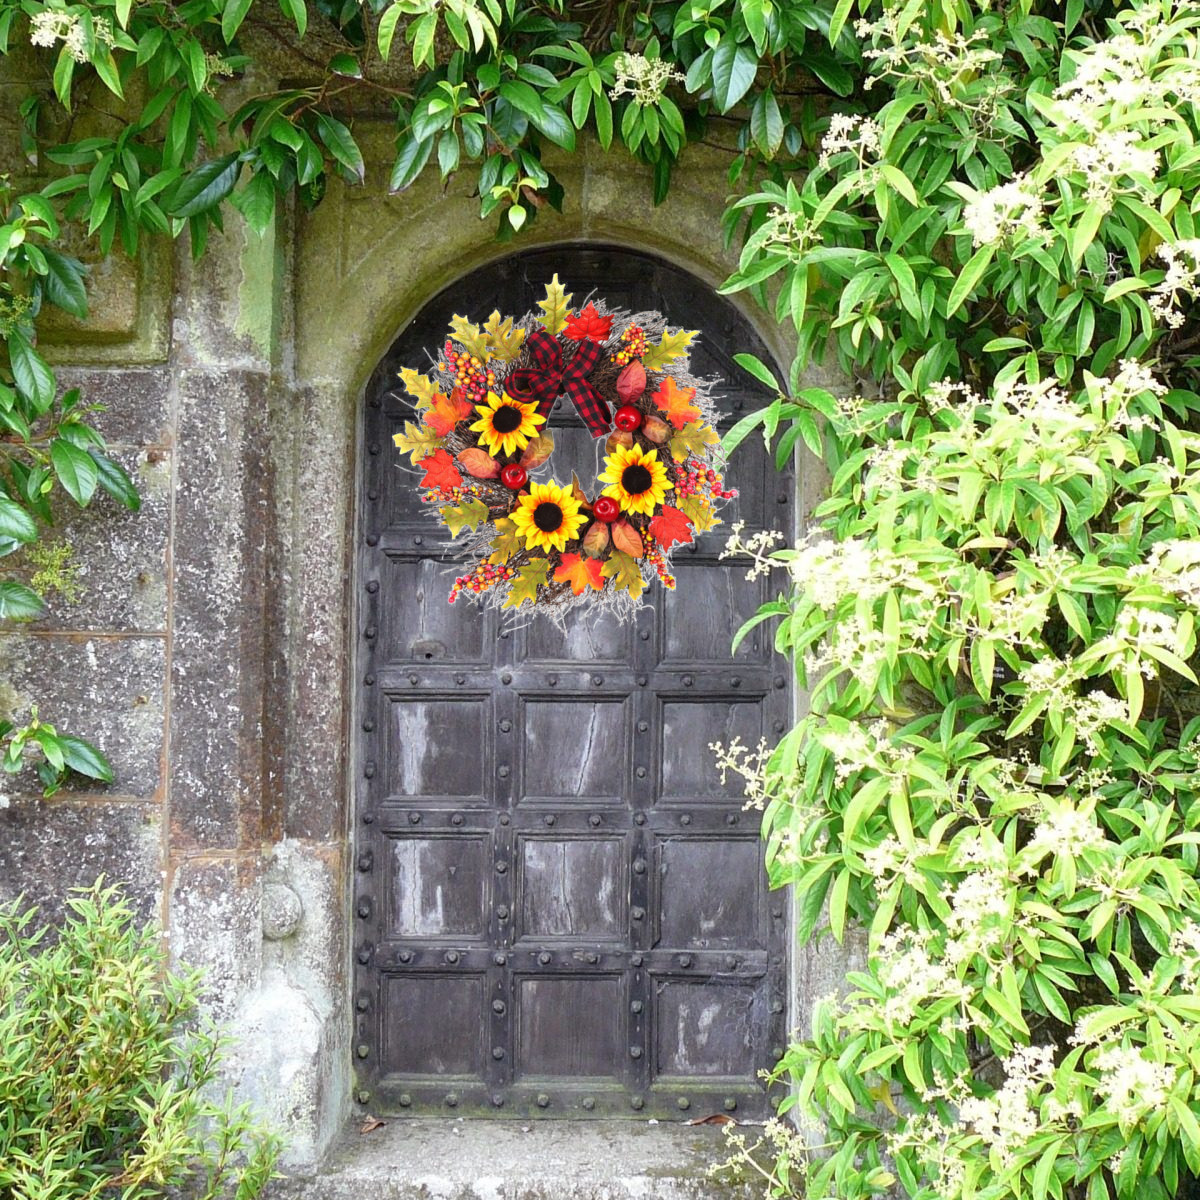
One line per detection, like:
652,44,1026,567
357,246,791,1118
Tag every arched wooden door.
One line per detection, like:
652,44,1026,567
355,246,793,1118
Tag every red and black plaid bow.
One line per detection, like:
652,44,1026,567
504,329,610,438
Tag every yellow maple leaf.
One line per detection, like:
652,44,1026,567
642,327,696,371
483,311,526,361
399,367,440,410
392,422,443,463
449,314,491,359
668,420,719,463
502,557,551,608
488,518,522,564
600,550,647,599
537,274,572,335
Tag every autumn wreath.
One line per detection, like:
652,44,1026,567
392,275,736,614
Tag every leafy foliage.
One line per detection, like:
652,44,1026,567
0,881,281,1197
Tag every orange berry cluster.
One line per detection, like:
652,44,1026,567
644,543,676,590
674,465,737,501
612,325,647,366
449,561,516,604
444,341,496,404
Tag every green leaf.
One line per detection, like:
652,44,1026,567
377,3,402,60
733,353,779,391
529,103,575,151
389,135,433,192
329,52,361,78
0,497,37,543
89,449,141,511
7,329,56,413
709,39,758,113
169,153,241,218
499,80,546,120
749,89,783,157
232,169,277,235
37,247,88,319
220,0,254,44
946,244,994,318
278,0,306,36
51,439,99,506
828,0,854,44
315,113,364,182
57,734,114,782
0,581,44,621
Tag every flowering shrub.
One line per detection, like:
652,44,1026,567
713,3,1200,1197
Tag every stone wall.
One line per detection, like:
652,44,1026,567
0,94,842,1167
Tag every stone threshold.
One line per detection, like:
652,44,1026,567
266,1118,756,1199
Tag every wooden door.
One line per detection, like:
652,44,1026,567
355,246,792,1118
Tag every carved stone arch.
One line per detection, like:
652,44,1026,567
350,242,795,1119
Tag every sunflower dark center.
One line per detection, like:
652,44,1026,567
533,502,564,532
622,464,653,494
492,404,523,433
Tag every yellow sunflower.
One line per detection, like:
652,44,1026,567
598,443,673,516
469,390,545,457
510,480,587,553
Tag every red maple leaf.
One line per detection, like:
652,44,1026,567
648,506,694,550
417,448,463,492
563,302,615,343
554,552,605,595
423,388,474,436
652,377,701,429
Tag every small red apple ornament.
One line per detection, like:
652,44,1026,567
614,404,644,433
500,463,528,490
592,496,620,523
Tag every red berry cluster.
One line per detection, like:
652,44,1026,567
674,465,737,501
644,543,676,590
449,561,516,604
444,341,496,404
612,325,647,366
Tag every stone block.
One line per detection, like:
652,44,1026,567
53,366,173,448
0,799,161,925
170,368,270,850
1,446,170,634
169,855,261,1020
0,633,165,798
269,384,352,843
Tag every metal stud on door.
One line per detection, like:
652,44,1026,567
356,247,792,1117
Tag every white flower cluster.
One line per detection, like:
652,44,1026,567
709,734,777,811
1116,604,1181,678
1068,129,1159,211
1017,658,1129,754
29,8,111,63
1134,539,1200,609
817,113,882,170
958,1045,1056,1167
943,869,1012,965
875,928,972,1026
1169,919,1200,992
855,10,1006,115
608,53,684,106
962,177,1046,247
720,521,785,581
1026,801,1109,862
754,205,822,263
1149,239,1200,329
1091,1044,1176,1126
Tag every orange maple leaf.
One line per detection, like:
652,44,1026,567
417,448,463,492
648,506,694,550
652,376,701,429
423,388,474,436
562,302,615,343
554,552,605,595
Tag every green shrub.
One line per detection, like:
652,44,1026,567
0,881,280,1200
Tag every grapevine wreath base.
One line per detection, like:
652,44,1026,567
392,275,737,618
